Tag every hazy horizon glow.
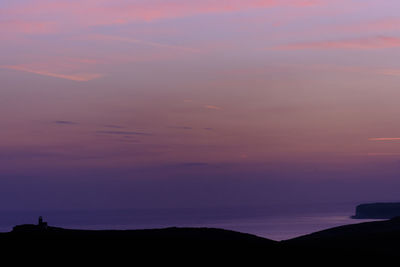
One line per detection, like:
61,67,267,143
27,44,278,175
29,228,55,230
2,0,400,210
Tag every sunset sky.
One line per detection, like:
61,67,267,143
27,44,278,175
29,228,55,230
2,0,400,210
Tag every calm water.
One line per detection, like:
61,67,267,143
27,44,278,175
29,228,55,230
0,202,380,241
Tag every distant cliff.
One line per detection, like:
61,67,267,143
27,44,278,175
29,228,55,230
353,202,400,219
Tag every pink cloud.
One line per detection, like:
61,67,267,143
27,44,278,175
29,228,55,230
89,34,201,53
205,105,223,110
1,65,102,82
300,64,400,78
367,153,400,156
334,18,400,35
4,0,322,30
376,69,400,77
301,64,400,78
240,153,249,159
369,138,400,141
0,20,57,34
274,36,400,50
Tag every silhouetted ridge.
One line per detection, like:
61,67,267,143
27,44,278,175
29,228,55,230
7,222,276,245
281,216,400,259
4,216,400,261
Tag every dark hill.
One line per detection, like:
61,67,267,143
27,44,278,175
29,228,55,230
0,224,279,263
282,216,400,258
4,218,400,262
4,224,276,245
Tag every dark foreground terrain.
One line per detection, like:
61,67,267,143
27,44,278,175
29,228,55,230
3,218,400,263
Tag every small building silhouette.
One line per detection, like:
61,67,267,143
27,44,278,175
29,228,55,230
38,216,48,230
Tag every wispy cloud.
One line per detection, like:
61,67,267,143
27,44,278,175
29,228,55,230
0,147,63,161
116,139,141,144
90,34,201,53
175,162,209,167
0,20,57,34
271,63,400,79
103,125,125,129
168,126,193,130
367,153,400,156
369,137,400,141
274,36,400,50
96,130,152,136
53,121,78,125
204,105,223,110
322,18,400,37
4,0,321,31
376,69,400,77
1,65,102,82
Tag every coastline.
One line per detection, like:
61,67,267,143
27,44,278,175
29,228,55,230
0,204,380,241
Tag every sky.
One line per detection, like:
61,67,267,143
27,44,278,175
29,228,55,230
1,0,400,211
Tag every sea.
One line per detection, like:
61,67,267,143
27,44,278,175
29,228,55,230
0,201,380,241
